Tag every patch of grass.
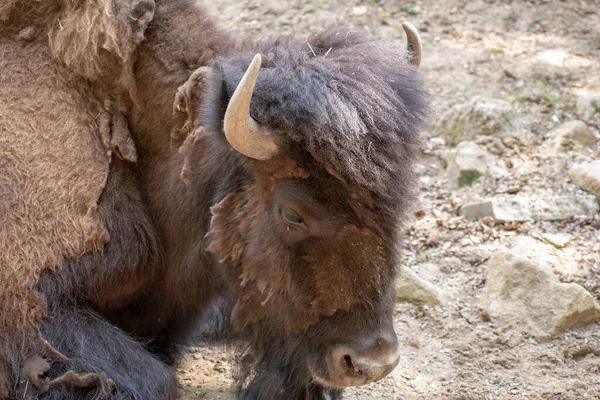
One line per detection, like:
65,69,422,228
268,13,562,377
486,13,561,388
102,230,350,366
405,4,417,15
543,93,561,105
511,81,566,109
490,47,505,54
448,119,463,147
509,96,527,105
534,80,548,90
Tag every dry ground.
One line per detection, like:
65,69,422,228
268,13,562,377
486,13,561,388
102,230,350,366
177,1,600,399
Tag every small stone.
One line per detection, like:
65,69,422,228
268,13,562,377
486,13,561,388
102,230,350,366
503,69,518,80
482,216,496,227
481,251,600,338
416,263,443,282
351,5,368,16
501,134,522,149
542,120,597,155
439,257,462,273
538,233,572,248
213,364,226,373
569,160,600,197
575,91,600,119
429,137,446,149
476,136,507,155
436,96,518,146
446,141,489,189
396,267,448,306
459,193,599,221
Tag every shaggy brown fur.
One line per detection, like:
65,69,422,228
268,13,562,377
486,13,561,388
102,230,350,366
1,0,428,398
0,0,154,397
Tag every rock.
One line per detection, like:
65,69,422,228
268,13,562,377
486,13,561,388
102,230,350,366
459,193,599,221
501,134,522,149
569,161,600,197
542,120,597,154
533,232,572,248
481,251,600,338
476,136,507,155
417,263,443,281
438,257,463,273
446,141,488,189
575,91,600,119
351,5,368,16
396,267,448,306
436,96,518,146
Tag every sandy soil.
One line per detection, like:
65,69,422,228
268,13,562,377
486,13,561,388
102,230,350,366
177,1,600,399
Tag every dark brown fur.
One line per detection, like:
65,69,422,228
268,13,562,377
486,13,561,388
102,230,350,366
0,0,428,398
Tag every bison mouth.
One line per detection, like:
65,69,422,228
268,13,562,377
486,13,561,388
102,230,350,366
307,345,400,389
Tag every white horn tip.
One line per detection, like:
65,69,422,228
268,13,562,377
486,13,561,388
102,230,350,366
402,21,422,68
401,21,417,32
247,53,263,78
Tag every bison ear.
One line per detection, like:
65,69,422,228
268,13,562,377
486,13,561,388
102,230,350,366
172,66,213,147
172,60,230,152
172,65,216,185
195,60,235,147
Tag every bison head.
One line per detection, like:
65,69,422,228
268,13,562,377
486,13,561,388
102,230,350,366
203,24,428,395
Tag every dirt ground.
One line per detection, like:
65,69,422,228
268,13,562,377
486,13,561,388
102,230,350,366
177,1,600,399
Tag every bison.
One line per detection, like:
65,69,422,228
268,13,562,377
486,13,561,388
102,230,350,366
0,0,428,399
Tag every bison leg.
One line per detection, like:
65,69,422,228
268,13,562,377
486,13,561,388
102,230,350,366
35,157,161,313
22,158,174,399
18,305,177,400
35,157,166,342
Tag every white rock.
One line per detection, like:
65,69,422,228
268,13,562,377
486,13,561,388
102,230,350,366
459,193,599,221
396,267,448,306
576,91,600,119
537,232,572,248
436,96,518,146
481,251,600,338
417,263,443,281
511,235,579,274
569,160,600,197
446,141,489,189
542,120,597,155
351,5,368,16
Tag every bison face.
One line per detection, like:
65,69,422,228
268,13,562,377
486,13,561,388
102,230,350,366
202,27,427,393
208,155,402,389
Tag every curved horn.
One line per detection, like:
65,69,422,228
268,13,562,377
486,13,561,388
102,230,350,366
223,53,277,160
402,21,422,68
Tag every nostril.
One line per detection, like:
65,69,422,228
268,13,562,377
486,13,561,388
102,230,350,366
343,355,354,370
342,354,365,376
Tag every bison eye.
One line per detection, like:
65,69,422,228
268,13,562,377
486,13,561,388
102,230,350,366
278,204,307,230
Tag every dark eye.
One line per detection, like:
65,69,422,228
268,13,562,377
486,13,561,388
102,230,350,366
279,204,307,230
